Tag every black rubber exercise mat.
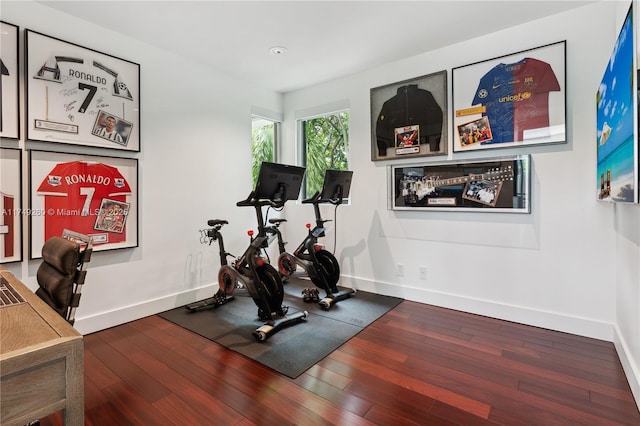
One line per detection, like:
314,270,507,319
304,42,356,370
158,277,403,378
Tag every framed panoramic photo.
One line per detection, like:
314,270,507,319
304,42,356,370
29,150,138,259
452,41,566,152
1,21,20,140
388,154,531,213
25,29,140,151
371,70,448,161
596,4,637,203
0,148,22,263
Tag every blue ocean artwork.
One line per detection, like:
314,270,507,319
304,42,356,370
596,6,637,202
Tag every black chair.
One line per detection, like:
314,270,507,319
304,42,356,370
36,230,93,325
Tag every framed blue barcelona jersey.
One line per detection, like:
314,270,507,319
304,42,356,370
452,41,566,153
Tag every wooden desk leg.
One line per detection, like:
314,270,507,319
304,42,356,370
63,339,84,426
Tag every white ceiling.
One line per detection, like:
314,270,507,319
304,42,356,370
37,1,594,93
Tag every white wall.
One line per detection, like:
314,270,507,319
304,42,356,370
610,0,640,410
283,1,617,339
615,202,640,408
2,1,283,332
280,0,639,404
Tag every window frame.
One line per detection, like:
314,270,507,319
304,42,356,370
251,115,280,187
296,108,350,201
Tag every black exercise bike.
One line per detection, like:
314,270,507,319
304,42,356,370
274,169,355,310
185,162,308,341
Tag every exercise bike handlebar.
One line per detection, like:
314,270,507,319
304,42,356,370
301,191,321,204
302,190,343,206
236,190,285,209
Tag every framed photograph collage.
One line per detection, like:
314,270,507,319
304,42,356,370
371,40,567,214
0,23,140,262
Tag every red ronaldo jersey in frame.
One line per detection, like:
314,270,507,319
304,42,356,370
37,161,131,244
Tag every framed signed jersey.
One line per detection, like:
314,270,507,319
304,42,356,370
25,30,140,151
29,150,138,259
452,41,566,153
37,161,132,244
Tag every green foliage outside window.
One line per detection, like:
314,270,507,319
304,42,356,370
251,122,275,186
303,111,349,197
250,113,349,199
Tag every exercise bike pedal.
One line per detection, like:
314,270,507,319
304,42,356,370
185,294,235,311
302,287,320,303
253,310,309,341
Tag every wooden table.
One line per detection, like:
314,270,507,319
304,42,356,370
0,268,84,426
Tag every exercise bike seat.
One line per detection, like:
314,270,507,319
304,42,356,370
269,218,287,224
207,219,228,227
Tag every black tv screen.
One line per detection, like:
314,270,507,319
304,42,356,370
319,170,353,202
254,162,306,202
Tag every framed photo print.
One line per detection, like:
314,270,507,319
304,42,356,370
596,5,637,203
1,21,20,140
29,150,138,259
452,41,566,152
371,70,447,161
25,29,140,151
388,154,531,213
1,148,22,263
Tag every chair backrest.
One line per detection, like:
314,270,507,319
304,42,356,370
36,230,93,325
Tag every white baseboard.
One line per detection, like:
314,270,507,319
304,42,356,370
78,276,615,340
74,284,217,335
339,275,614,341
614,325,640,412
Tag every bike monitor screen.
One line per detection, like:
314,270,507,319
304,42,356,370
319,169,353,202
254,162,306,202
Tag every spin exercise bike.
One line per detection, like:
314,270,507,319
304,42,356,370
275,169,356,310
186,162,308,341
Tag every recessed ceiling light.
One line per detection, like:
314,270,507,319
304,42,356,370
269,46,287,55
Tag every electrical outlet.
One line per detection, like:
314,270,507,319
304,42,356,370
396,263,405,277
419,267,427,280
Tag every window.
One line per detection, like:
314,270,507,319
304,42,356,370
251,117,278,186
300,111,349,198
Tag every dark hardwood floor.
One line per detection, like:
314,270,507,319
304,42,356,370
40,301,639,425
